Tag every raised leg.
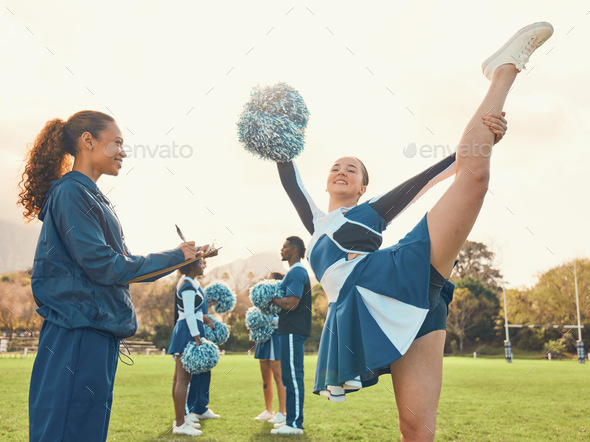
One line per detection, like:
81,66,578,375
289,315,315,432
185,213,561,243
390,330,446,441
428,64,518,277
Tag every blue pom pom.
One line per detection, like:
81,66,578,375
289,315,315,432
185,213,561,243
249,324,275,343
204,282,237,314
203,314,230,345
245,307,273,330
245,308,275,343
181,339,220,374
249,280,285,315
237,82,310,162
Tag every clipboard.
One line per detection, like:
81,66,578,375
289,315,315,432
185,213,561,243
123,247,221,285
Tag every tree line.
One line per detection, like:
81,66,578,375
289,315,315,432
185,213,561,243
446,243,589,356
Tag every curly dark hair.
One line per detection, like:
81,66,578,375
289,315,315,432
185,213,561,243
267,272,285,281
178,259,203,276
286,236,306,259
18,110,115,222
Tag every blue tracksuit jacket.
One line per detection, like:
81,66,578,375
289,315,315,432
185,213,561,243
31,171,185,338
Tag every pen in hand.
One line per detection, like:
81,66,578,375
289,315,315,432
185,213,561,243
175,224,199,260
176,224,220,258
175,224,187,243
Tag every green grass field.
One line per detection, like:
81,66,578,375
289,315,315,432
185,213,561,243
1,354,588,441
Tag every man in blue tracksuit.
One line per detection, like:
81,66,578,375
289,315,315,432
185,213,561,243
270,236,311,436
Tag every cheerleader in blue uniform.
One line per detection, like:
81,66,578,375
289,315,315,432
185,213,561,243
185,260,221,423
18,111,201,441
169,259,208,437
276,24,553,440
253,272,286,424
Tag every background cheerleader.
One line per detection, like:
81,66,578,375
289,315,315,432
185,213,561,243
18,110,202,441
269,237,312,435
253,272,286,425
185,261,222,423
168,258,211,437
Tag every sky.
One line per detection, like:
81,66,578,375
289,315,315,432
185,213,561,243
1,1,589,289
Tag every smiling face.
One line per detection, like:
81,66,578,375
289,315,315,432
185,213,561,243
195,258,207,277
178,258,206,278
79,121,126,177
326,156,367,202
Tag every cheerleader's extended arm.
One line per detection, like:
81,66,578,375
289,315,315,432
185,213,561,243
277,161,325,235
368,153,457,224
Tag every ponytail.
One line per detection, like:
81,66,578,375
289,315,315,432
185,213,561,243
17,110,115,222
18,119,71,221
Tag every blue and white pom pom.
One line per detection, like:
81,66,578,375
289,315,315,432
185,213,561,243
245,306,273,330
249,280,285,315
204,282,237,314
249,324,275,344
237,82,310,162
181,339,220,374
203,314,230,345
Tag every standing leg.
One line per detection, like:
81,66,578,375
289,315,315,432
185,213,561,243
390,330,446,441
282,334,306,429
186,374,198,415
172,358,192,426
259,360,274,413
428,65,517,277
291,335,306,430
196,371,211,415
30,323,119,442
269,360,287,415
279,334,294,427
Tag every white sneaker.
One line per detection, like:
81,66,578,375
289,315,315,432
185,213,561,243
174,419,202,431
254,410,274,421
273,422,286,429
185,412,200,424
268,411,286,424
173,421,203,436
184,417,201,429
195,408,220,420
271,425,304,435
482,22,554,80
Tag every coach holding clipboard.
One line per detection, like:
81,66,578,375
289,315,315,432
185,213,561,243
18,110,211,441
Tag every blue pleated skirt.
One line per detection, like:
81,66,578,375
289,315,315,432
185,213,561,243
254,328,280,360
168,319,205,355
313,214,455,401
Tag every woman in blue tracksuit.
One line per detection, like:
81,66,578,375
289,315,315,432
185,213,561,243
18,110,203,441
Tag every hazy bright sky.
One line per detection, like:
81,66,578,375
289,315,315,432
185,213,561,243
1,1,588,288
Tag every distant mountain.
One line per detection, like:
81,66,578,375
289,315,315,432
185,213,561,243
202,252,286,295
199,252,318,316
0,220,40,273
